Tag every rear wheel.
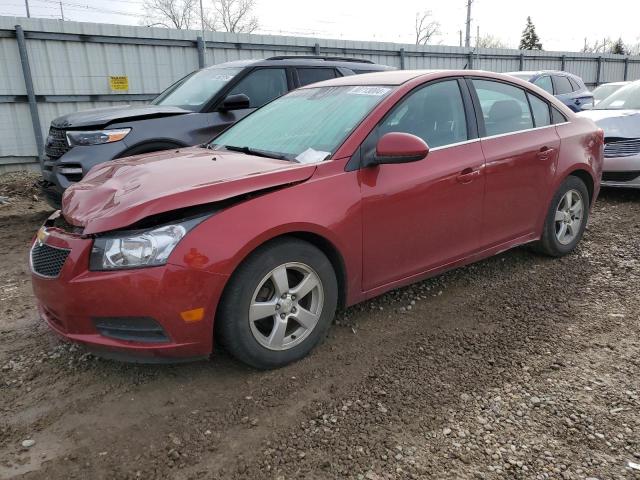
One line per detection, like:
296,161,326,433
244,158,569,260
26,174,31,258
217,238,338,369
535,176,590,257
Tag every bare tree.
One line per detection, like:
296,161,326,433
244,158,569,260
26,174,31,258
141,0,198,29
581,37,613,54
213,0,258,33
414,11,440,45
476,34,509,49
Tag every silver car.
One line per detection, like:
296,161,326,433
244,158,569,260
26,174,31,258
579,80,640,188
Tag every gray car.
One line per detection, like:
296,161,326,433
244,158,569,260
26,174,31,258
41,56,393,208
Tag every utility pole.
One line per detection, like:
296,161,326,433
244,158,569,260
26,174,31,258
199,0,206,64
24,0,30,17
464,0,473,48
59,0,65,20
459,30,462,47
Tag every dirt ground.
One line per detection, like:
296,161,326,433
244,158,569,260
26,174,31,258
1,171,639,480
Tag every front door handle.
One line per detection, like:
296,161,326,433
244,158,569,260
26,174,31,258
537,146,556,160
456,167,481,184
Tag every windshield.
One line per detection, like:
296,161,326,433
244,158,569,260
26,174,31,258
596,82,640,110
152,67,241,111
211,85,393,162
593,84,624,101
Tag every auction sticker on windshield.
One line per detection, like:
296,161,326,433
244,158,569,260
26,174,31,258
347,86,391,96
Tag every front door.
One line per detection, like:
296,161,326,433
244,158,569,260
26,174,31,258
360,79,486,291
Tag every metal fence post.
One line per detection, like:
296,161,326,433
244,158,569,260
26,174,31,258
468,50,473,69
624,56,629,80
15,24,44,165
561,54,566,71
196,36,205,68
596,56,602,86
314,43,320,56
519,52,524,71
399,48,405,69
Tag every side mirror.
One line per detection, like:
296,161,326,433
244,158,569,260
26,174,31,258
370,132,430,166
220,93,250,111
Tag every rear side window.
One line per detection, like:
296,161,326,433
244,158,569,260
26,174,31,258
297,68,337,87
472,79,533,136
551,107,567,124
533,76,553,94
378,80,468,148
228,68,288,108
553,75,573,95
568,77,581,91
527,93,551,127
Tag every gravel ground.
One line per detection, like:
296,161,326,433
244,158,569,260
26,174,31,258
0,172,639,480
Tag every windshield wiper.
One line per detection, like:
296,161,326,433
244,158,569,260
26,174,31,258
224,145,289,160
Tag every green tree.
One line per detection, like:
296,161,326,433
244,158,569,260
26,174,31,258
519,16,542,50
610,38,626,55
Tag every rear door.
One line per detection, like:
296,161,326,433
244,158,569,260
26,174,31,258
360,78,485,290
468,78,560,247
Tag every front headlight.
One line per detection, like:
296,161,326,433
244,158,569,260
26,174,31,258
66,128,131,146
90,224,188,271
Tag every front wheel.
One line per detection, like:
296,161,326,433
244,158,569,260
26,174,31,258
535,176,590,257
216,238,338,369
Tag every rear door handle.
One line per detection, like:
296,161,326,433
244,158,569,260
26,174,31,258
456,167,481,183
537,146,555,159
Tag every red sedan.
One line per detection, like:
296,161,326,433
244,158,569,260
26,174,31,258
30,70,603,369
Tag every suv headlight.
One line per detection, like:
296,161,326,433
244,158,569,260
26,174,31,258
89,217,207,271
66,128,131,146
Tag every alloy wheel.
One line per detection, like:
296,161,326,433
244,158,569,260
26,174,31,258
554,189,584,245
249,262,324,351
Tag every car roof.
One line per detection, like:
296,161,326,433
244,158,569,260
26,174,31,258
506,70,579,78
209,56,393,71
301,69,537,88
596,81,631,87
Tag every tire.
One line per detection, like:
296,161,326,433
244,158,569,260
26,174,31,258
534,175,590,257
216,238,338,369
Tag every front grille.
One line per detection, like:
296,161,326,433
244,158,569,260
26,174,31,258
30,243,70,278
604,138,640,158
45,126,70,159
93,317,170,343
602,171,640,183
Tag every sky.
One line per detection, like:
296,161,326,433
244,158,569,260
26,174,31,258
1,0,639,52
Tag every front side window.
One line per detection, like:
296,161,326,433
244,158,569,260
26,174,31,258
227,68,288,108
378,80,468,148
533,75,553,94
212,85,393,162
554,75,573,95
527,93,551,127
153,67,242,111
297,68,337,87
472,79,533,136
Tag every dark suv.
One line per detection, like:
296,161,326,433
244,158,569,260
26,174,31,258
41,56,393,208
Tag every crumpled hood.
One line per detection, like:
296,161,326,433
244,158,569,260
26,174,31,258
62,147,317,234
578,109,640,139
51,104,191,129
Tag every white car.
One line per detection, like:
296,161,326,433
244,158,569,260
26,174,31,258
592,81,631,106
579,80,640,188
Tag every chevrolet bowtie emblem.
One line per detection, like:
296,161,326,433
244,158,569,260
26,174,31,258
36,227,49,246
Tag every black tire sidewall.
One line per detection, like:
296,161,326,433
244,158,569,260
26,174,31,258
217,238,338,369
541,176,590,256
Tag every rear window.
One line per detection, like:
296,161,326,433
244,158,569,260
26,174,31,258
568,77,582,91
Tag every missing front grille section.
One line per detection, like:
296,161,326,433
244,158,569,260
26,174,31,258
92,317,170,343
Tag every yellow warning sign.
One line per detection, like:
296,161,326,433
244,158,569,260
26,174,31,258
109,76,129,91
